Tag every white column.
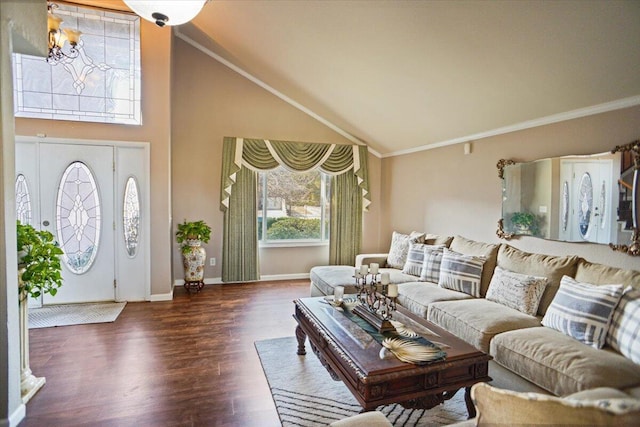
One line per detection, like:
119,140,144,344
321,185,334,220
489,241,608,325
18,277,45,403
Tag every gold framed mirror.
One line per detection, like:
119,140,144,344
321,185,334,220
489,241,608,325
496,139,639,256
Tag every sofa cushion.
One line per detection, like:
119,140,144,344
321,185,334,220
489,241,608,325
396,282,472,319
387,231,425,269
471,382,640,426
485,266,548,316
574,259,640,290
449,235,500,297
496,244,579,316
427,299,541,352
490,326,640,396
607,288,640,364
438,249,486,297
424,233,454,247
541,276,623,349
310,265,419,296
401,243,443,278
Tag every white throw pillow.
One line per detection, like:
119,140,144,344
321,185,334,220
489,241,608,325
607,288,640,363
438,249,486,297
542,276,623,349
485,266,548,316
387,231,425,269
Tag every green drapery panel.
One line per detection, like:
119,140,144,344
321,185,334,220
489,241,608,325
220,137,370,282
222,165,259,282
329,169,363,265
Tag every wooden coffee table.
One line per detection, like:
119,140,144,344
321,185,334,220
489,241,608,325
293,297,491,417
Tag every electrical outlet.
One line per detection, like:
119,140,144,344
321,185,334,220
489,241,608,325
209,257,216,266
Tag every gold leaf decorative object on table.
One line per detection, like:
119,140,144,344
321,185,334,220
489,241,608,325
382,337,445,364
390,320,419,338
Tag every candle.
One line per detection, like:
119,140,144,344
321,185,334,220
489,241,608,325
334,285,344,302
380,272,390,285
360,264,369,275
354,267,360,277
387,283,398,297
370,263,379,275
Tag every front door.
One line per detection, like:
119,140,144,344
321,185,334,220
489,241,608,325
39,143,115,304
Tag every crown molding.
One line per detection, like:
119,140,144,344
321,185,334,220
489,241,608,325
383,95,640,158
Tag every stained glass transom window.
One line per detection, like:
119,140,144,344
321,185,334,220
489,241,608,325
123,176,140,257
15,174,33,225
13,3,141,124
56,162,101,274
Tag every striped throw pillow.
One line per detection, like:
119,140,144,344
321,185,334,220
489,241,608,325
438,249,486,297
607,288,640,363
542,276,624,349
402,243,443,278
419,245,446,283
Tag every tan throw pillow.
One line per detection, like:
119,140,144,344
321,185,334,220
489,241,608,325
471,382,640,426
387,231,425,269
485,266,548,316
497,244,579,316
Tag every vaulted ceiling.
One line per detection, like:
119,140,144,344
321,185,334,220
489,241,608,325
181,0,640,156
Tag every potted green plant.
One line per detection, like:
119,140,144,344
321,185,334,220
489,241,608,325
16,220,63,402
175,220,211,291
17,220,64,300
509,211,539,236
175,219,212,254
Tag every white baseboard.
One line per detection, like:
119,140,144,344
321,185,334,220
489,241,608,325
172,273,310,289
8,403,25,427
149,289,174,301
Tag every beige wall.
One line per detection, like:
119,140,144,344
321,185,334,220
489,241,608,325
382,105,640,271
171,37,381,280
15,12,173,296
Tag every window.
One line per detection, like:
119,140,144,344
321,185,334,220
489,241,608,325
13,3,141,124
257,166,331,244
56,161,101,274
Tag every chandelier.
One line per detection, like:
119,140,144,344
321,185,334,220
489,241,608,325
123,0,207,27
47,2,82,64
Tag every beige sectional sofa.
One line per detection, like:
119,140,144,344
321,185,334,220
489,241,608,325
309,234,640,400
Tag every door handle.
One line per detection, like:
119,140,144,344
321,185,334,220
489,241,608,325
42,220,50,226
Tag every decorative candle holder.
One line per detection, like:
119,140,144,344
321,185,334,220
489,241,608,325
353,266,397,333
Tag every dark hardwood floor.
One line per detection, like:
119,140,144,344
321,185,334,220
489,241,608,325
21,280,311,427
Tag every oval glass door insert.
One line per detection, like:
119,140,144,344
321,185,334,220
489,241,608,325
123,176,140,257
15,174,33,225
56,162,101,274
578,172,593,239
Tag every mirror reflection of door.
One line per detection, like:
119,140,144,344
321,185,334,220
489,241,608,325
559,159,614,244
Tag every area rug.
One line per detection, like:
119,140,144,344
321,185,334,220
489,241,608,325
255,336,468,427
29,302,127,328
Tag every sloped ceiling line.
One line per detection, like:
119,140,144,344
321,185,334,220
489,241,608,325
174,29,639,160
173,29,384,158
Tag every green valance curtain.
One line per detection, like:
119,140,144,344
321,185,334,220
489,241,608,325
220,137,370,282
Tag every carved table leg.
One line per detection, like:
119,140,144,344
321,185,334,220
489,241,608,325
295,325,307,355
465,386,476,419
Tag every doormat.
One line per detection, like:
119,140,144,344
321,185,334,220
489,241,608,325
29,302,127,328
255,336,468,427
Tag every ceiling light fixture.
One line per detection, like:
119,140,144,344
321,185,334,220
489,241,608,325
47,2,82,64
123,0,208,27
